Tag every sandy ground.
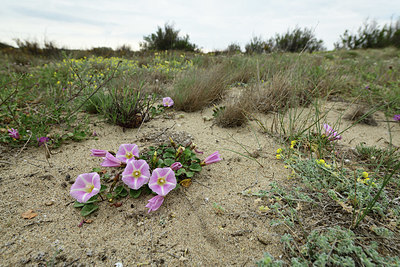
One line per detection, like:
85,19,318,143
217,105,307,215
0,101,399,266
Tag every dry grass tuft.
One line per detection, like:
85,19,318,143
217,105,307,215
171,64,229,112
214,93,251,128
252,73,312,113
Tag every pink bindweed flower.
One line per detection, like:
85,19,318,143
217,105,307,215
148,167,177,196
162,97,174,107
170,162,182,171
145,195,165,213
90,149,107,157
37,136,50,146
101,152,122,167
70,172,101,203
116,144,139,163
122,159,150,190
201,151,222,166
323,124,342,141
7,128,20,139
394,114,400,121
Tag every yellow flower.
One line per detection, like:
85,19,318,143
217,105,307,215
276,154,282,159
276,148,283,154
362,172,369,178
324,163,331,169
316,159,325,165
56,81,61,85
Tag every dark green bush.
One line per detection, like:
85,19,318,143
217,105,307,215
245,36,269,54
140,23,197,51
335,19,400,49
268,26,324,53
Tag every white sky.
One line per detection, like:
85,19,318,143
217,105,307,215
0,0,399,52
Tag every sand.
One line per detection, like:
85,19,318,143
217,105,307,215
0,101,399,266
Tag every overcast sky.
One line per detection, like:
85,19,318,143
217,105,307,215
0,0,399,52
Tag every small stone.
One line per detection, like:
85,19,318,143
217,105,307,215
61,182,67,188
45,201,54,206
86,249,93,257
179,256,188,262
344,159,351,164
65,174,71,181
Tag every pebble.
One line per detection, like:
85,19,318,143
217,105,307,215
86,249,93,257
45,201,54,206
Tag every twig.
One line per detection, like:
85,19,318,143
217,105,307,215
15,130,33,158
63,61,121,121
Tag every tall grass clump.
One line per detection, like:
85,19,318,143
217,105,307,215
335,18,400,49
171,64,229,111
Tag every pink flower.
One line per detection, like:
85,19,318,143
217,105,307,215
323,124,342,141
148,168,177,196
101,152,122,167
70,172,101,203
145,195,165,213
201,151,222,166
122,159,150,190
8,128,20,139
116,144,139,163
162,97,174,107
170,162,182,171
37,136,50,146
394,114,400,121
90,149,107,157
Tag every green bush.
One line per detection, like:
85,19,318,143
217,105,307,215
268,27,324,53
335,19,400,49
140,23,197,51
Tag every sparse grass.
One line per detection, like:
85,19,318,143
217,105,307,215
171,64,229,111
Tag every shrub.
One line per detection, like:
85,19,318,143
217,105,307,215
268,26,324,53
140,23,197,51
245,36,269,54
225,42,242,54
335,18,400,49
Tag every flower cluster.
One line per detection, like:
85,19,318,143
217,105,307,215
323,124,342,141
316,159,331,169
276,148,283,159
7,128,20,140
357,171,376,187
70,143,221,214
394,114,400,122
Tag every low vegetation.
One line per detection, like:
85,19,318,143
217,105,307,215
1,23,400,264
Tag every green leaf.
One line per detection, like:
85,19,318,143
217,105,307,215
189,163,202,172
80,203,99,217
163,152,175,158
176,168,187,176
186,171,194,178
114,185,128,197
165,148,176,154
92,167,101,173
157,159,164,167
130,188,142,198
164,158,175,166
73,201,85,208
114,185,124,195
100,185,107,193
